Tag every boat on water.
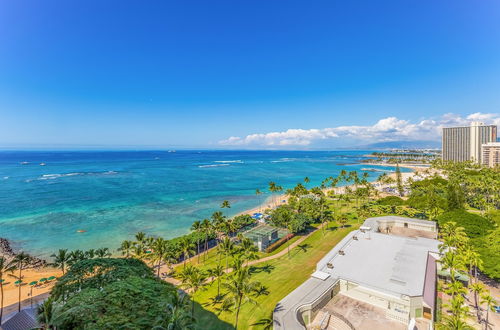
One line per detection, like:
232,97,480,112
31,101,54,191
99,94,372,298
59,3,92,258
40,163,46,166
20,161,29,165
167,150,176,153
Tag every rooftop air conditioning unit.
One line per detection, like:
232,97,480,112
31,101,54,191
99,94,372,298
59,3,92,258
353,236,358,240
327,263,334,269
339,250,345,255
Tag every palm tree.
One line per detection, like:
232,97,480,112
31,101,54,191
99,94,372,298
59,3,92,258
268,182,283,205
50,249,70,275
222,267,260,329
481,292,497,330
179,237,195,268
0,256,16,323
438,314,474,330
11,252,30,312
150,238,168,277
238,236,259,266
445,280,467,298
469,282,484,322
338,213,348,228
183,267,207,317
219,237,234,271
36,297,55,329
207,265,225,298
95,247,111,258
441,251,465,282
135,231,147,243
191,220,203,262
304,177,310,184
156,291,194,329
255,189,263,212
221,200,231,209
268,181,277,205
464,248,483,283
67,249,86,266
201,219,212,260
118,240,135,258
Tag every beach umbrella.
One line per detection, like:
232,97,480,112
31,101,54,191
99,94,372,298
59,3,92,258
39,277,47,283
14,280,22,285
48,276,56,281
0,279,4,284
29,281,38,286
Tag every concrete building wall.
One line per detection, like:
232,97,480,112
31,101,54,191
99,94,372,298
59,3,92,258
339,279,411,323
442,123,497,163
482,142,500,168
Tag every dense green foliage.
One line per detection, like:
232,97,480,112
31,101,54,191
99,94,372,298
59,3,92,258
268,205,315,233
47,258,192,329
436,210,494,239
436,209,498,280
376,196,405,206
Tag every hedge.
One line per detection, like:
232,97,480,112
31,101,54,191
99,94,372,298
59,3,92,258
265,233,294,253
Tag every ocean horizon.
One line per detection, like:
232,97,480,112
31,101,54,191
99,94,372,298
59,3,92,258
0,150,407,258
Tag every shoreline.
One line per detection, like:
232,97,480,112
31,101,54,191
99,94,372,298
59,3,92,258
0,163,426,311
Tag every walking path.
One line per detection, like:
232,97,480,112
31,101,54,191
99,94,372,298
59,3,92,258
162,223,327,287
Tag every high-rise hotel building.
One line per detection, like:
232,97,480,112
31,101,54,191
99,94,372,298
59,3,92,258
482,142,500,167
442,122,497,163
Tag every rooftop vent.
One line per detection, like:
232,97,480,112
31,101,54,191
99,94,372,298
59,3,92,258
339,250,345,255
353,236,358,241
327,263,334,269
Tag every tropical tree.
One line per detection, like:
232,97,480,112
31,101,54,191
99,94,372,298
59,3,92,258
469,282,484,322
222,266,261,329
11,252,30,312
50,249,70,275
304,176,310,184
481,292,497,330
150,238,168,277
237,236,259,266
207,265,225,298
95,247,111,258
155,291,194,329
0,256,16,323
201,218,212,260
395,164,404,197
179,266,207,317
255,188,264,212
118,240,135,258
179,237,196,268
440,252,465,283
221,200,231,209
219,237,235,271
36,297,55,329
191,220,203,262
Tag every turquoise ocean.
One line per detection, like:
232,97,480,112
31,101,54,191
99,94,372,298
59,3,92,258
0,150,406,258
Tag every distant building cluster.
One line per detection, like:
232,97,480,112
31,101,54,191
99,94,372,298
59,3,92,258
442,121,498,167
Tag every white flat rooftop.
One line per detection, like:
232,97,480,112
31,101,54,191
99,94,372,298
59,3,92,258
316,230,439,297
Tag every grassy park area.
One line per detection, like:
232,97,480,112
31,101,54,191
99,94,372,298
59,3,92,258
192,221,360,329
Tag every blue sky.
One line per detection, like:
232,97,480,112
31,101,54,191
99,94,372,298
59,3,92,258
1,0,499,149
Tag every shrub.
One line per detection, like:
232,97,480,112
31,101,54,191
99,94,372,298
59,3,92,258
265,233,294,253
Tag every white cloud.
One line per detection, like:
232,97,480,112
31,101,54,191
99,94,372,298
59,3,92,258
219,112,500,147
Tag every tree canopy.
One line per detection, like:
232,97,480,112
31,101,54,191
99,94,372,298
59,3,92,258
47,258,192,329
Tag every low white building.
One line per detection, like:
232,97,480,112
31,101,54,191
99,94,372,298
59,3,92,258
273,216,440,329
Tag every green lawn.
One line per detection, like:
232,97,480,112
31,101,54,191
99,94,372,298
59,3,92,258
192,221,360,329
